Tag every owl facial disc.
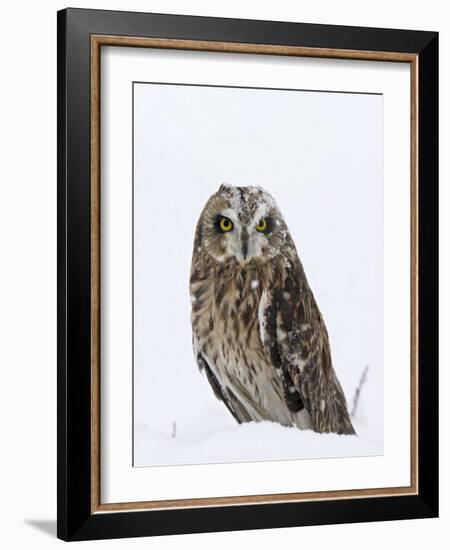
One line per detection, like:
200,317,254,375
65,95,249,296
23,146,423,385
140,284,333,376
196,184,288,264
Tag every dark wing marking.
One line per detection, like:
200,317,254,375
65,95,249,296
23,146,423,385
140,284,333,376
259,259,355,435
258,289,305,413
196,352,253,424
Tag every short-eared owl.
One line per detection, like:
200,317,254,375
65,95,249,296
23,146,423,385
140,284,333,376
190,184,355,435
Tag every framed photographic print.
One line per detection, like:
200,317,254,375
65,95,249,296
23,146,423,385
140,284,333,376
57,8,438,541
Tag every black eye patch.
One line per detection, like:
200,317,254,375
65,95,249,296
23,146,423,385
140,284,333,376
214,215,234,233
256,216,274,234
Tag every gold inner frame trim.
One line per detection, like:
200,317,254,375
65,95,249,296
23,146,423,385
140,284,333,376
90,34,419,514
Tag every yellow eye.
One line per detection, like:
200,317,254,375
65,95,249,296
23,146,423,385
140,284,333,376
255,218,268,232
218,217,233,232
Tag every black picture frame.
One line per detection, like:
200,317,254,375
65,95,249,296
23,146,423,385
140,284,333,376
57,7,438,541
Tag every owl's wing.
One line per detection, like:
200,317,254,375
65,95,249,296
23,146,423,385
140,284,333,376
259,261,355,435
196,352,253,424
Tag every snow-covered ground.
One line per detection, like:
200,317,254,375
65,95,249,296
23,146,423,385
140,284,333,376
134,415,381,468
133,346,382,467
133,83,383,467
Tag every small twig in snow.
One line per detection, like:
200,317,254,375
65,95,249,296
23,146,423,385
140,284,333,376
351,365,369,418
171,421,177,438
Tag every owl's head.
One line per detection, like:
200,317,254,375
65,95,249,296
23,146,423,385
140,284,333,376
194,184,289,264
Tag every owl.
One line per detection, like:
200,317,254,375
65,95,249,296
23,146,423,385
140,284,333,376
190,184,355,435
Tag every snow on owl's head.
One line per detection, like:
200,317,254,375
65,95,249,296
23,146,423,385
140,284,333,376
194,184,290,264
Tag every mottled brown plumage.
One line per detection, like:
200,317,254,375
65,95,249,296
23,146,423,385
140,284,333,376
190,184,355,435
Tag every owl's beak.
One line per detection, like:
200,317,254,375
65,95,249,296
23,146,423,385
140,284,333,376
241,227,249,260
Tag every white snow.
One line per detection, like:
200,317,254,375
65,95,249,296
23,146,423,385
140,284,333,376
134,416,380,467
251,279,259,289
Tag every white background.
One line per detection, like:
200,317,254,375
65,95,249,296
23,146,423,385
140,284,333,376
0,1,446,549
133,79,384,465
